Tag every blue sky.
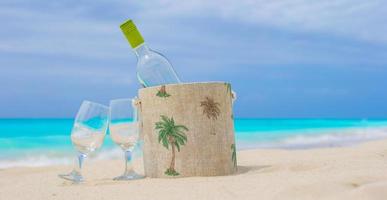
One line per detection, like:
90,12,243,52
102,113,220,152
1,0,386,118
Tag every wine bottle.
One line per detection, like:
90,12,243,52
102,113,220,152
120,19,181,87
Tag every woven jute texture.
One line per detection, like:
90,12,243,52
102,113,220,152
138,82,237,178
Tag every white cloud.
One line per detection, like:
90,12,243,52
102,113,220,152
0,1,136,59
132,0,387,44
0,0,386,67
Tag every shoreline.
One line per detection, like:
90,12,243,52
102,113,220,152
1,139,387,199
2,132,387,169
2,119,387,169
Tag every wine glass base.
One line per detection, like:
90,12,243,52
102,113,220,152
58,170,84,183
113,172,144,181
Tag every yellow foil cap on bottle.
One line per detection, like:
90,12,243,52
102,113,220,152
120,19,144,48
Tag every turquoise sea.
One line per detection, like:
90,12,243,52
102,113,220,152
1,119,387,168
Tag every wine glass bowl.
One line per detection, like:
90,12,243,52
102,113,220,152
58,101,109,183
110,122,139,150
109,98,144,180
71,123,106,154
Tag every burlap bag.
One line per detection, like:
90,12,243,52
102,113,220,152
138,82,237,178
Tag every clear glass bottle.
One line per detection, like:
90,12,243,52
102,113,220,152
120,20,181,87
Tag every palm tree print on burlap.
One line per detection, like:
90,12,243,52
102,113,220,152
156,85,171,98
155,115,188,176
200,97,221,120
225,83,235,120
231,144,237,169
225,83,232,96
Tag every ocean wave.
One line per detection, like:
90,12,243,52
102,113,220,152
238,126,387,149
2,127,387,168
0,156,72,169
0,144,143,169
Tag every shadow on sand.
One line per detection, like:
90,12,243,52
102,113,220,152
236,165,272,175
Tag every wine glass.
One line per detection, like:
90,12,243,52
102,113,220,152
109,98,143,180
59,101,109,183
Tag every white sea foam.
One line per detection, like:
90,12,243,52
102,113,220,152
0,143,143,169
2,127,387,168
0,156,72,169
238,126,387,149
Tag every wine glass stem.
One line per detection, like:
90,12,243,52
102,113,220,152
124,150,133,174
75,153,87,175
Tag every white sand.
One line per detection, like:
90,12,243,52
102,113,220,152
1,139,387,200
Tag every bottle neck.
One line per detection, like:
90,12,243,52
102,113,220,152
134,43,150,58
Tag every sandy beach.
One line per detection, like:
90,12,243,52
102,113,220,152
1,139,387,200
